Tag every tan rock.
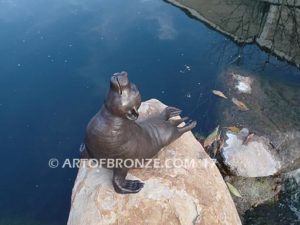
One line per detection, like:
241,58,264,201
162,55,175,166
68,99,241,225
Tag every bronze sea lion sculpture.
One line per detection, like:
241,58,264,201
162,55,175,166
84,71,197,194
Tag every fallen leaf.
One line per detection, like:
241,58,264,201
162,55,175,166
204,126,220,147
232,98,249,111
243,133,255,145
226,182,242,198
212,90,228,99
224,126,241,133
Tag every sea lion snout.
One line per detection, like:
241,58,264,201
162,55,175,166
110,71,130,94
106,71,141,120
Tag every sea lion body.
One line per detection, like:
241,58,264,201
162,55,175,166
86,108,182,160
84,72,196,194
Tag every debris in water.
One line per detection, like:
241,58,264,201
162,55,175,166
226,182,242,198
212,90,228,99
204,125,220,147
224,126,241,133
180,64,191,73
232,98,249,111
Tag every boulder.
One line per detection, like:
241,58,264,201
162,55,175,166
68,99,241,225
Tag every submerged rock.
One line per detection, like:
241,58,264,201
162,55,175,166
244,168,300,224
222,129,281,177
231,73,253,94
225,176,281,216
68,99,241,225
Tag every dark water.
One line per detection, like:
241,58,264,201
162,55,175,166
0,0,299,224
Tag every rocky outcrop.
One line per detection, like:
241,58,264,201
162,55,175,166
68,99,241,225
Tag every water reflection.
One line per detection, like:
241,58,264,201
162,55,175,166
165,0,300,68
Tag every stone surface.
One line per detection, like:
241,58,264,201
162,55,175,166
68,99,241,225
231,73,253,94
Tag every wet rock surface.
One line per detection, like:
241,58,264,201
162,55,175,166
222,128,281,177
225,176,281,216
244,168,300,224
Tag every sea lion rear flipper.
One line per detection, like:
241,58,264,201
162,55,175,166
113,168,144,194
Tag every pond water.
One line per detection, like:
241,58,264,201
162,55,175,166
0,0,299,224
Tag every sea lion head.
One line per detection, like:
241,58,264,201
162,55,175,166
105,71,141,121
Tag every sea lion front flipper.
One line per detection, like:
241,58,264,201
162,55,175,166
178,120,197,134
164,106,182,120
113,168,144,194
170,117,189,126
